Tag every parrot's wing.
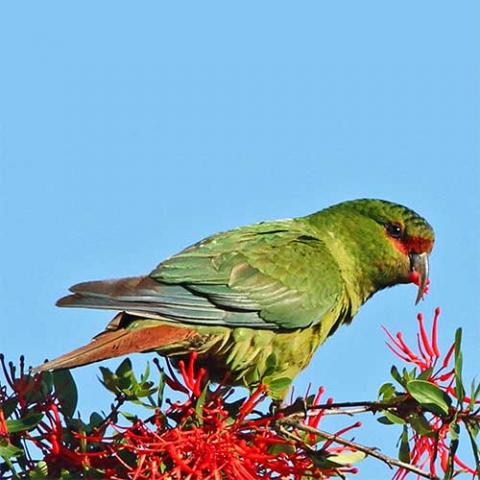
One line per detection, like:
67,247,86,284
58,222,349,330
150,222,348,329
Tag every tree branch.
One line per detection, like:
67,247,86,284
305,398,480,421
278,417,440,480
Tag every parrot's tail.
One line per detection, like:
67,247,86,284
32,319,198,373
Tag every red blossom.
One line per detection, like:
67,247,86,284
0,353,361,479
383,308,454,383
2,308,477,479
384,309,479,479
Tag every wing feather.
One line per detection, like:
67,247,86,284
57,221,348,330
151,221,347,329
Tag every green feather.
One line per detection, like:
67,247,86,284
151,222,347,329
52,199,435,400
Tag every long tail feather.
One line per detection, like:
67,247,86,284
55,276,226,324
56,276,160,309
33,323,198,373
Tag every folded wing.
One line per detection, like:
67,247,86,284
58,222,348,330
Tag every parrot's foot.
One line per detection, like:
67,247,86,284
269,397,307,418
269,399,283,416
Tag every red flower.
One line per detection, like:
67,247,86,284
1,353,362,479
384,309,478,479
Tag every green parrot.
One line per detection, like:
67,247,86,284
35,199,434,399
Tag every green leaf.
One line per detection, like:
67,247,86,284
268,442,296,455
398,426,410,463
407,380,451,416
115,358,136,390
195,382,210,420
115,357,132,377
120,411,138,422
377,416,393,425
268,377,292,396
454,329,462,371
6,412,43,433
378,382,396,401
417,367,433,381
304,394,318,408
65,417,86,433
465,422,480,471
453,328,465,404
37,371,54,401
391,366,404,387
100,358,159,402
98,367,118,393
409,413,434,436
383,410,405,425
469,380,480,411
264,353,277,377
132,382,156,399
403,367,417,384
266,353,277,368
0,439,22,461
89,412,104,429
327,450,366,466
1,397,18,419
157,370,166,408
448,420,459,442
444,421,460,479
140,362,150,383
53,369,78,418
311,452,351,469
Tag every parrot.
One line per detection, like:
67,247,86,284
34,199,434,399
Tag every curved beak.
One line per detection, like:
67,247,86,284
410,252,429,305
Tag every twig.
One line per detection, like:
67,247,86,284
305,398,480,421
278,417,440,480
96,394,126,432
320,406,385,416
308,399,390,410
306,398,408,412
276,425,350,480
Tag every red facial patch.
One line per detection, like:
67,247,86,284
404,236,434,254
388,236,434,255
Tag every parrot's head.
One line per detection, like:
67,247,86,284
315,199,435,304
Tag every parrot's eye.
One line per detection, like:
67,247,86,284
385,222,403,239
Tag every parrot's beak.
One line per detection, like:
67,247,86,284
410,252,429,305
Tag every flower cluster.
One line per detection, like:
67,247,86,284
383,308,479,479
1,309,479,479
0,352,362,479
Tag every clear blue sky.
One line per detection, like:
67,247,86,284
1,2,479,477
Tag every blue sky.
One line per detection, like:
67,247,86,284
1,1,479,477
